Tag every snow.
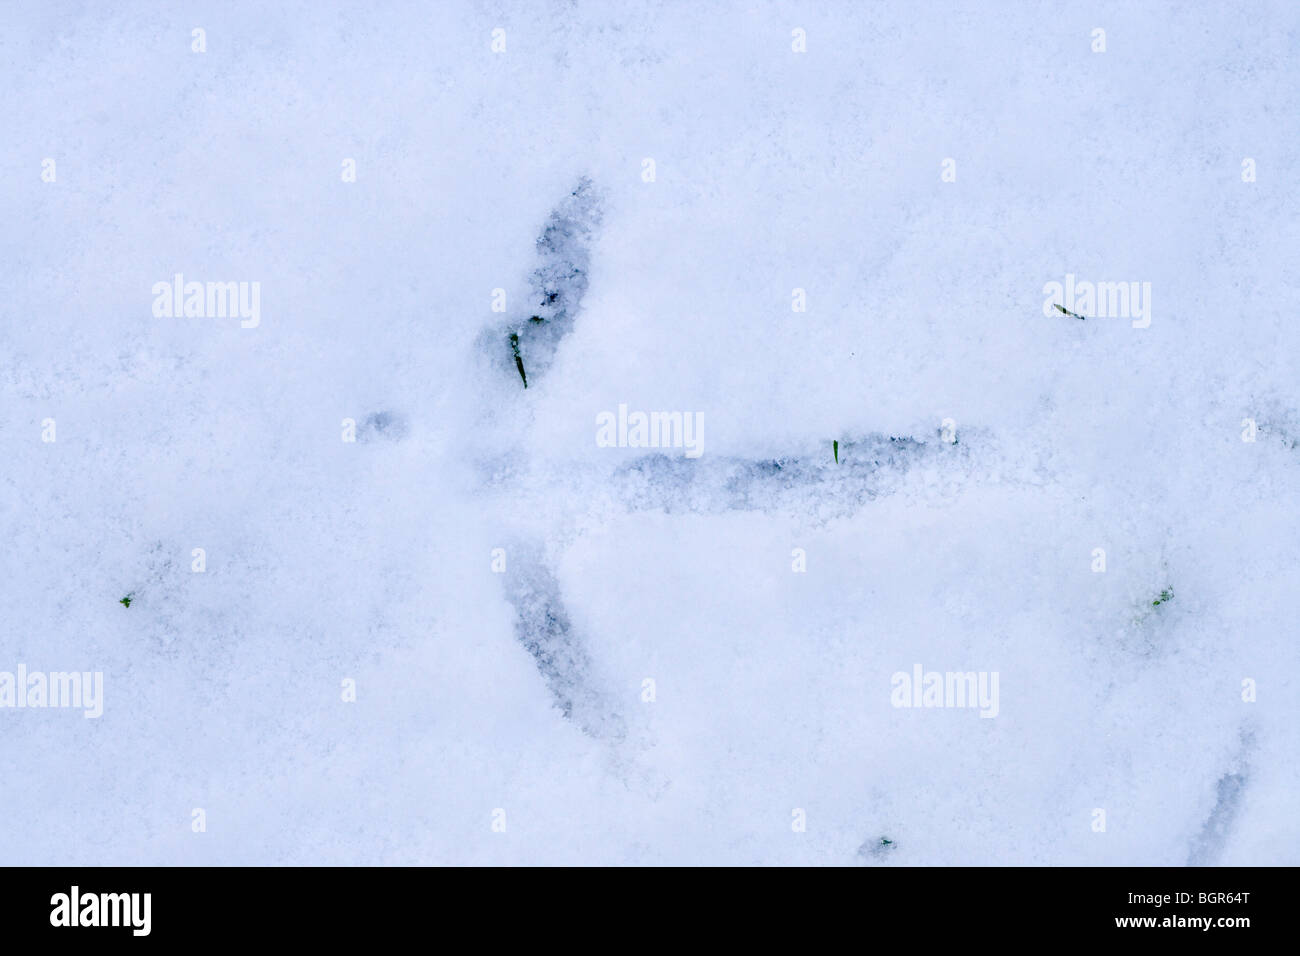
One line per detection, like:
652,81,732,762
1,0,1297,864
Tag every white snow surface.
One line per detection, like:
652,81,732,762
1,0,1297,865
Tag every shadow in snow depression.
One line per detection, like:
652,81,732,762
612,434,971,517
500,541,626,741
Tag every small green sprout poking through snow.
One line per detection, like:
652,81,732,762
509,332,528,388
1053,303,1086,320
833,440,839,464
119,592,135,608
857,835,898,859
1152,587,1174,607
